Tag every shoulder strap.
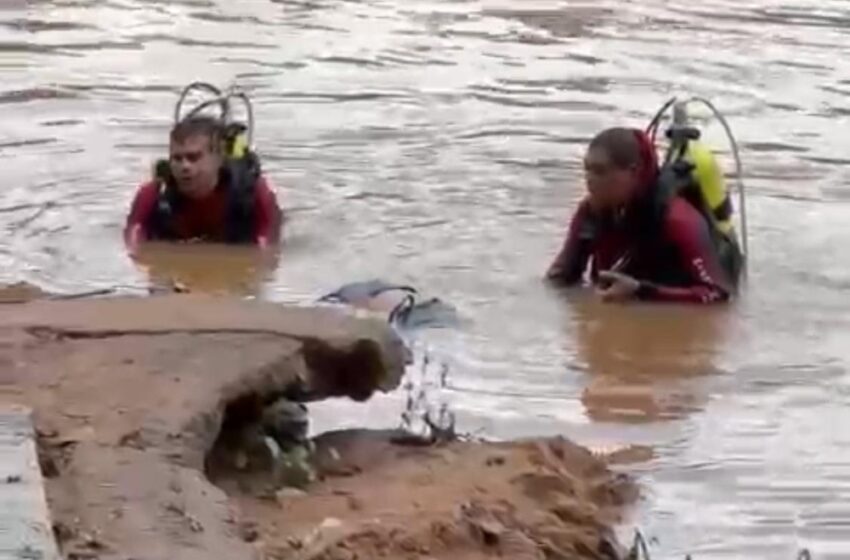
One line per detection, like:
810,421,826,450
653,150,744,285
651,139,745,287
146,153,263,244
223,151,262,243
145,159,182,240
652,157,697,223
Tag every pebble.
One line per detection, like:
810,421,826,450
275,487,307,507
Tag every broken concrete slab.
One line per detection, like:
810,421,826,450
0,294,407,560
0,405,61,560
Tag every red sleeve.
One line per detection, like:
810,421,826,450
124,181,160,246
638,198,732,304
547,197,594,285
253,176,282,245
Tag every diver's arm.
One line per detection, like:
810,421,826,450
253,176,282,247
123,181,159,251
637,199,732,304
546,198,594,285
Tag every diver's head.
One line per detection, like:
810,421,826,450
584,127,657,210
168,116,225,199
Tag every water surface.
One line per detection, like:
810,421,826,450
3,0,850,557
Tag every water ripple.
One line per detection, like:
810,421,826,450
0,87,78,103
131,32,277,49
4,1,850,558
0,19,98,32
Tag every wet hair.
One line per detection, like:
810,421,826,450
169,116,224,153
588,127,642,169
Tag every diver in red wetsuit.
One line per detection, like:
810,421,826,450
546,127,742,304
124,116,282,252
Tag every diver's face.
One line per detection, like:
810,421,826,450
169,134,222,199
584,147,639,210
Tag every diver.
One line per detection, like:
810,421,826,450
124,83,282,252
546,120,744,304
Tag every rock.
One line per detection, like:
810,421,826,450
270,444,315,490
275,487,308,506
0,295,406,560
261,399,309,449
296,517,351,559
486,455,506,467
239,522,259,543
346,496,363,511
320,517,343,530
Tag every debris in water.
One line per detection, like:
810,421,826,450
18,545,44,560
625,530,653,560
625,529,815,560
395,337,456,445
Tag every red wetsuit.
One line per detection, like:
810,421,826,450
124,175,282,248
548,128,736,304
548,194,734,304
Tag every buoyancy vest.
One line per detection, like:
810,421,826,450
145,150,261,244
651,141,744,287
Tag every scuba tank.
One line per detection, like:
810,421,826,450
173,81,256,161
683,141,733,235
647,97,749,281
662,102,735,237
225,123,250,159
154,81,258,186
148,82,261,243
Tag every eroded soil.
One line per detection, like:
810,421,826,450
218,430,636,560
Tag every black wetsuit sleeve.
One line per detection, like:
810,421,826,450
547,198,595,285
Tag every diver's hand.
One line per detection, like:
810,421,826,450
125,223,145,257
596,271,640,302
545,261,564,280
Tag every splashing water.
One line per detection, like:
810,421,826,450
625,529,815,560
397,330,457,444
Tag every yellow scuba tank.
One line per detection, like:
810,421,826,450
658,99,736,238
681,140,734,236
648,95,748,282
223,123,249,159
173,82,255,161
229,131,248,159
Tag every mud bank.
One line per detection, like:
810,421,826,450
219,429,636,560
0,293,635,560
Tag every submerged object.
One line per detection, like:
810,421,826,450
318,279,459,331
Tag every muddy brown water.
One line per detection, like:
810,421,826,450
3,0,850,558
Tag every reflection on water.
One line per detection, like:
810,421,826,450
130,242,279,296
5,0,850,558
568,296,729,423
